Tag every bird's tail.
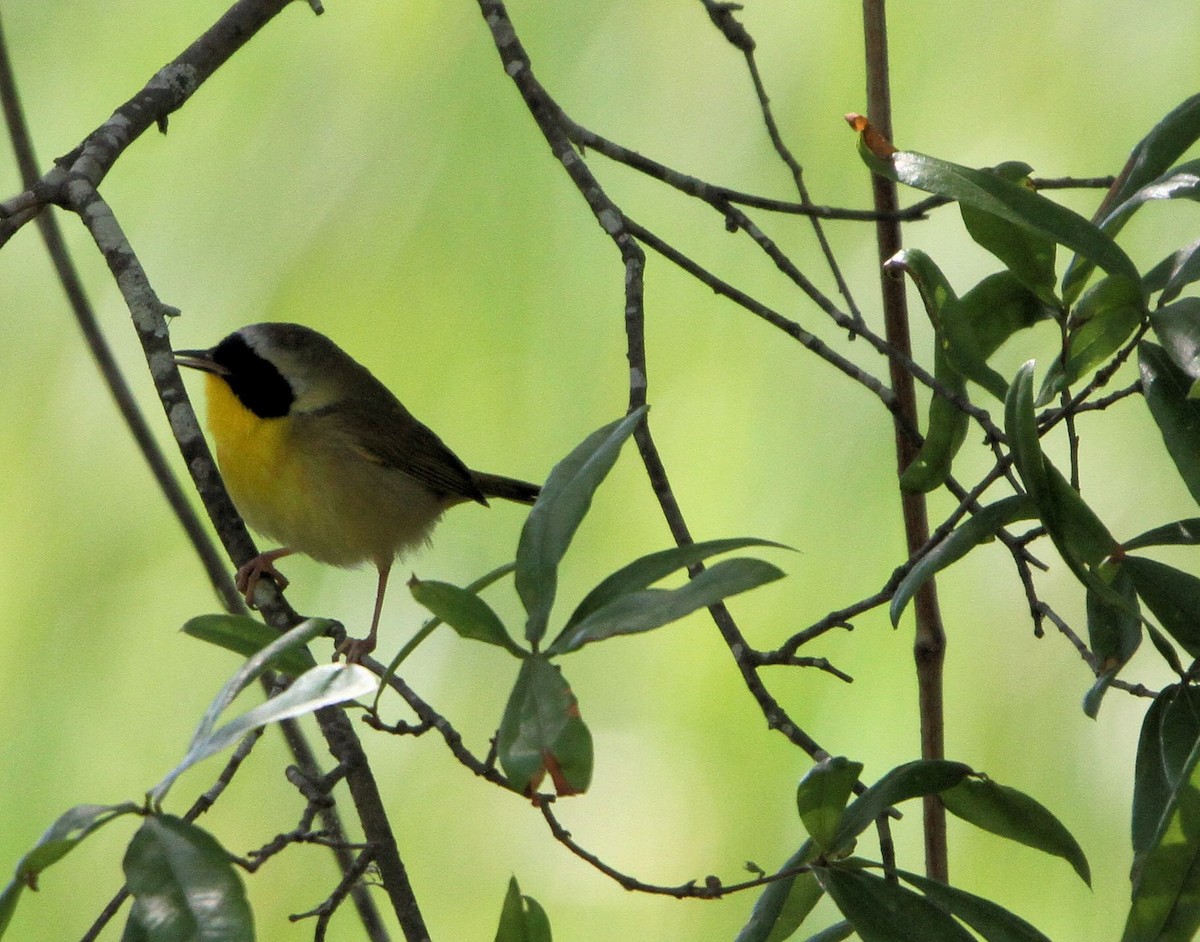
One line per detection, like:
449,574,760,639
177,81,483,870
472,471,540,505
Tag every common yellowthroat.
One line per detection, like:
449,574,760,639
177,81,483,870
175,322,539,661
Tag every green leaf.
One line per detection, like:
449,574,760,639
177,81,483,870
122,815,253,942
1065,93,1200,301
801,922,854,942
1140,341,1200,507
1145,240,1200,306
1122,686,1200,942
815,864,975,942
1151,299,1200,380
944,273,1055,401
1085,560,1142,674
1133,689,1176,860
1124,519,1200,552
1125,557,1200,659
497,656,592,796
409,577,524,656
150,650,375,806
830,760,972,850
515,407,647,645
563,537,789,632
879,151,1141,289
959,165,1059,307
1160,687,1200,790
0,803,140,937
1005,362,1050,502
1097,159,1200,232
1038,275,1145,404
940,776,1091,886
893,868,1053,942
796,758,864,853
891,495,1036,626
494,876,552,942
733,843,821,942
546,557,784,655
181,614,317,678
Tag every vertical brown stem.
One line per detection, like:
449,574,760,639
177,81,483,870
861,0,949,882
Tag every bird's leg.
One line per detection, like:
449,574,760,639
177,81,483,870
235,547,295,608
337,561,391,664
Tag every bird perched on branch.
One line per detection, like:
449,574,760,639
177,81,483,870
175,322,539,661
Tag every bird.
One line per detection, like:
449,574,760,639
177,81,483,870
174,322,539,662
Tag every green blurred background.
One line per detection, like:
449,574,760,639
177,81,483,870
2,1,1199,938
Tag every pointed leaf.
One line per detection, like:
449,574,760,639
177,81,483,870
494,876,552,942
959,165,1059,307
879,151,1141,288
1122,689,1200,942
733,842,820,942
548,557,784,655
940,776,1091,886
1097,159,1200,233
1145,240,1200,305
801,923,854,942
1124,518,1200,552
563,537,789,632
409,577,524,656
1151,299,1200,380
1066,93,1200,300
1125,557,1200,658
1085,560,1142,673
122,816,252,942
894,868,1053,942
181,614,316,678
1140,341,1200,507
150,662,375,806
891,495,1036,626
796,758,864,853
1133,689,1176,860
1160,687,1200,790
815,864,975,942
497,656,592,796
1038,275,1145,404
515,407,647,644
831,760,972,850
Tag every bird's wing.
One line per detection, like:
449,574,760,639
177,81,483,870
318,397,487,505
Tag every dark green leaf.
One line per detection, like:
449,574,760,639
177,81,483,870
1085,560,1142,673
122,816,253,942
940,776,1091,886
1083,669,1119,721
816,864,975,942
831,760,972,850
733,842,820,942
181,614,317,678
1140,341,1200,506
497,656,592,796
547,558,784,655
944,273,1055,400
409,578,523,656
894,868,1052,942
1122,690,1200,942
1124,519,1200,551
563,538,789,632
1133,689,1176,859
1005,362,1050,502
1145,240,1200,305
959,166,1058,307
494,876,552,942
1151,299,1200,380
1098,159,1200,234
891,495,1036,626
1065,93,1200,301
881,151,1141,288
1160,687,1200,790
796,758,864,853
0,803,139,937
1038,275,1145,404
515,407,647,645
1125,557,1200,658
800,922,854,942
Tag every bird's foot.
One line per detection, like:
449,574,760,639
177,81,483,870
235,548,293,608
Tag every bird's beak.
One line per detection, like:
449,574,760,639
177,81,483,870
173,349,229,376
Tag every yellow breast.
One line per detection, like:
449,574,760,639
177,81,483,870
203,373,445,569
